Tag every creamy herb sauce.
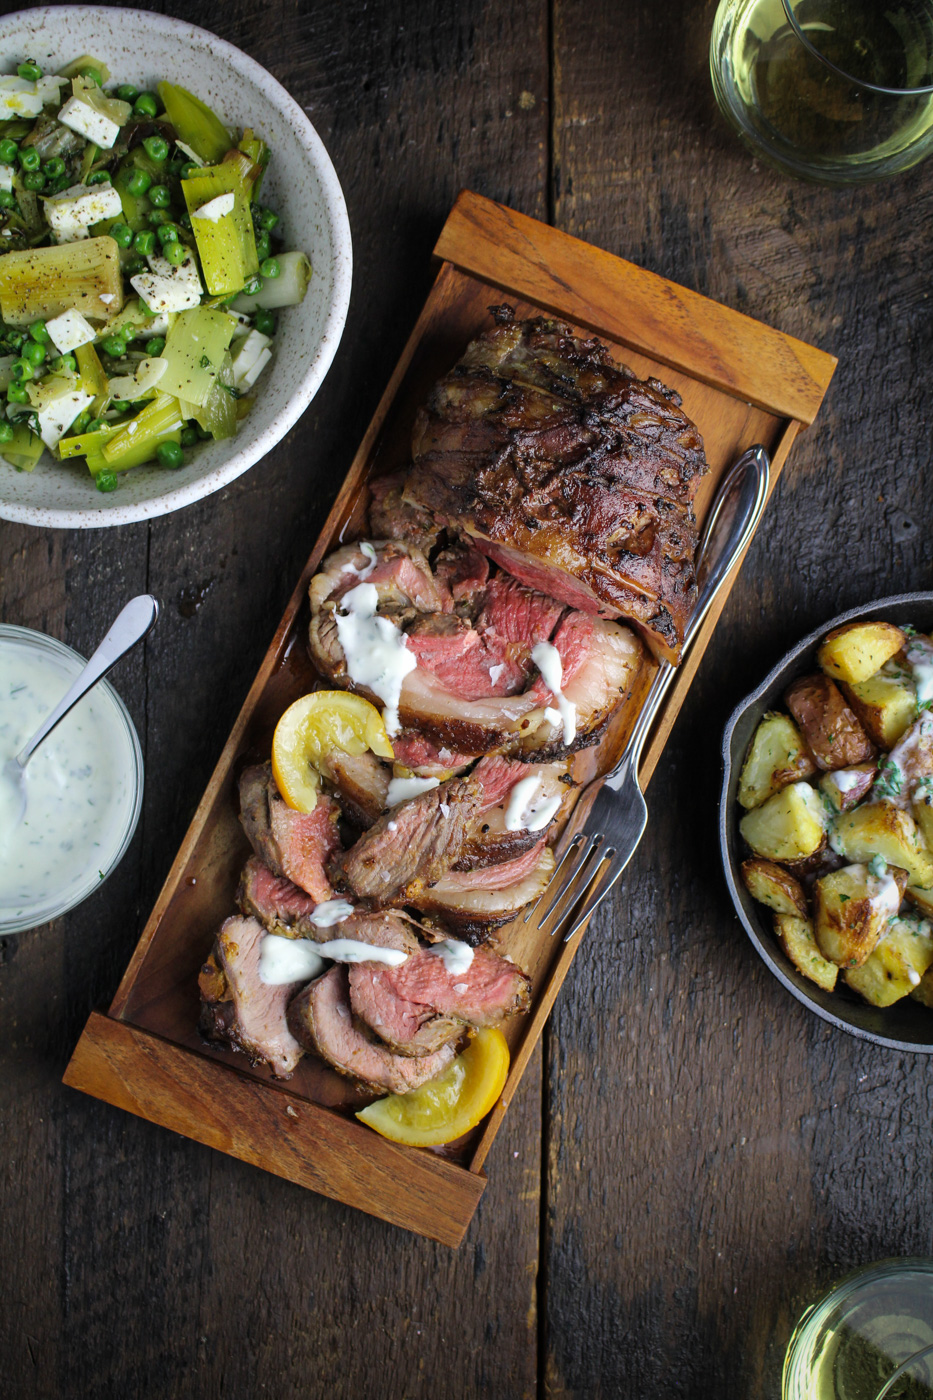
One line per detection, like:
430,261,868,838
386,774,439,806
531,641,577,746
258,930,409,985
504,772,562,832
429,938,474,975
334,581,417,737
0,637,136,923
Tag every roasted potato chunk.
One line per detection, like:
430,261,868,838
774,914,838,992
813,863,907,969
818,762,875,814
817,621,907,685
741,858,808,917
784,673,874,771
910,963,933,1008
832,801,933,888
845,913,933,1006
737,711,817,810
906,883,933,919
739,781,827,863
841,668,917,749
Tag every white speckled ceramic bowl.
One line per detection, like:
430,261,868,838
0,6,351,528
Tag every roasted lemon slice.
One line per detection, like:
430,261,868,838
356,1027,510,1147
272,690,394,813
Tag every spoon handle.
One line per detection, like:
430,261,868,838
15,595,160,770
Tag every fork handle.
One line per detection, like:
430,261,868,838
604,445,770,793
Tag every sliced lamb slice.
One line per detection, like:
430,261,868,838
368,472,441,553
457,758,571,869
329,909,422,956
239,762,342,902
349,945,532,1057
390,731,479,778
416,846,556,941
287,965,459,1093
237,856,319,939
198,915,305,1078
309,539,450,621
404,612,530,698
331,775,483,905
320,748,390,827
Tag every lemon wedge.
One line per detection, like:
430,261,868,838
356,1027,510,1147
271,690,394,813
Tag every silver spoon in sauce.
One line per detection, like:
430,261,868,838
3,594,160,826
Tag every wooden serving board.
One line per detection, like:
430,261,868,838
63,192,836,1247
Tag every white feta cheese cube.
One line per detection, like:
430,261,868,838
191,192,235,223
43,183,124,243
146,249,203,296
0,76,44,119
0,164,13,192
57,96,121,149
46,309,96,355
231,330,273,390
130,272,201,315
36,389,93,450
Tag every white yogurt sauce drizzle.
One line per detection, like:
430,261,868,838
531,641,576,746
0,639,136,921
866,870,902,918
386,774,440,806
907,637,933,707
339,541,377,581
504,772,562,832
829,769,863,794
309,898,355,928
334,581,417,736
259,932,409,985
429,938,474,975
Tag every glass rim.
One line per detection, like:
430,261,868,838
0,624,144,934
781,0,933,96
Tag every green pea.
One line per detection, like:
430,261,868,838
145,336,165,356
45,174,70,194
95,469,118,493
51,354,77,374
142,135,169,163
148,183,170,208
23,340,45,367
28,320,49,344
86,417,108,433
71,409,92,435
181,426,198,448
259,208,279,232
148,208,171,227
42,156,65,178
11,358,33,381
101,336,125,357
6,382,28,403
156,439,184,469
114,84,138,102
110,221,133,248
109,399,132,412
0,420,13,444
178,212,192,231
18,148,40,172
0,139,18,164
80,67,103,86
259,257,280,280
253,309,276,337
243,276,261,296
86,170,111,186
132,230,156,256
126,169,151,197
179,162,198,180
17,60,42,82
156,223,179,245
24,171,46,191
0,189,13,209
133,93,158,118
162,240,186,266
194,422,212,440
255,233,271,262
124,256,146,277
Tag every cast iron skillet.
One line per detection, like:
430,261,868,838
720,591,933,1053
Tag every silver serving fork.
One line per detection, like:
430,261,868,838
525,443,771,942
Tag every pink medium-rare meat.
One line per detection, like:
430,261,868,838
309,539,451,619
416,845,556,940
239,762,341,902
433,542,489,607
349,945,532,1057
330,775,484,905
237,856,320,938
403,308,708,664
458,759,571,869
287,966,459,1093
403,613,529,698
198,915,306,1078
389,732,480,777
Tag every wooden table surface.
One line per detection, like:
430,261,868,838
3,1,933,1396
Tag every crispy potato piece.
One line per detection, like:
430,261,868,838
913,784,933,851
845,913,933,1007
910,963,933,1008
784,673,874,771
739,781,827,863
841,669,917,749
737,711,817,810
741,858,808,917
813,863,907,969
831,801,933,888
819,762,875,814
906,883,933,919
774,914,838,992
817,621,907,685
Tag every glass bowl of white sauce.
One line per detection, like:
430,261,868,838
0,625,143,933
